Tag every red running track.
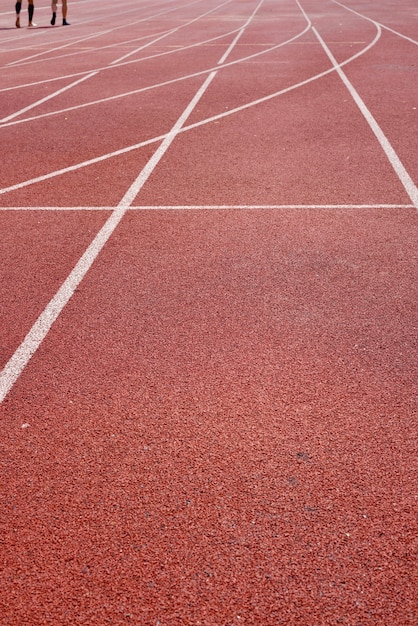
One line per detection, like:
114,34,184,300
0,0,417,624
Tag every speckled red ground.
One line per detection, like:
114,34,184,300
0,1,417,625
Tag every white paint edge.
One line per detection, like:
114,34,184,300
0,204,414,211
0,1,256,403
312,26,418,208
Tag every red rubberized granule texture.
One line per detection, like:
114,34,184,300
1,209,416,625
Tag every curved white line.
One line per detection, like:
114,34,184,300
0,24,382,197
313,23,418,207
0,0,167,50
0,0,265,404
0,21,312,128
1,0,207,67
0,25,244,94
0,0,309,93
110,0,234,65
0,0,237,124
332,0,418,46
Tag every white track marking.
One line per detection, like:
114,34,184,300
2,0,196,59
1,0,230,130
126,203,417,210
332,0,418,46
0,204,413,211
0,73,98,124
312,26,418,208
0,209,125,404
0,26,381,197
0,76,214,403
118,71,219,209
0,1,262,404
0,133,166,196
110,0,234,65
0,0,254,124
3,0,220,68
0,2,311,94
5,30,116,67
0,21,310,129
0,26,243,93
0,0,135,48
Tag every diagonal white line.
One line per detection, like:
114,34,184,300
0,24,381,197
0,0,264,404
0,204,414,211
5,30,115,67
0,0,216,126
0,73,98,124
109,0,233,65
312,26,418,208
0,81,213,403
332,0,418,46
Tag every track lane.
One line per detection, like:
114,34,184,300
1,207,416,625
0,1,417,624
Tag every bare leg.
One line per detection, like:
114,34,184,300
51,0,57,24
28,0,35,27
62,0,69,25
15,1,21,28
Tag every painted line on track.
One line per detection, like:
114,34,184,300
109,0,234,65
0,14,312,120
0,204,414,211
313,25,418,208
0,1,262,404
0,0,198,63
0,83,208,403
0,0,239,124
0,25,382,197
333,0,418,46
0,72,98,123
3,0,229,68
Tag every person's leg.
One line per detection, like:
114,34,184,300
28,0,35,27
15,1,21,28
51,0,57,25
62,0,69,26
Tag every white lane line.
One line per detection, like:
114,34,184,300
0,0,259,404
5,30,116,67
0,26,242,94
0,77,214,403
332,0,418,46
0,0,248,124
0,6,311,95
0,25,380,197
109,0,234,65
0,73,98,124
0,133,166,196
118,71,219,209
313,26,418,208
0,26,253,127
0,208,125,404
0,21,310,129
4,0,216,68
0,204,414,211
3,4,388,134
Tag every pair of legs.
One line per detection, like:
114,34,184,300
15,0,35,28
51,0,69,26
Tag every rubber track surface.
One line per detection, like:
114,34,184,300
0,1,417,624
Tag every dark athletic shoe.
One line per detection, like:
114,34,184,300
62,19,70,25
51,12,56,25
